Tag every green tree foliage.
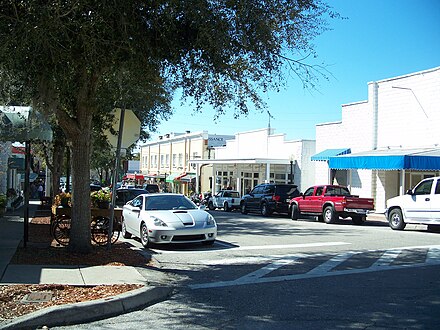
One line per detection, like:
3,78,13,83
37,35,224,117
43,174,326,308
0,0,336,253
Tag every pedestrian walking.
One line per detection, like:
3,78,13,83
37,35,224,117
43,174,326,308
37,183,44,200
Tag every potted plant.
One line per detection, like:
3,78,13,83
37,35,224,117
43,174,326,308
91,190,111,209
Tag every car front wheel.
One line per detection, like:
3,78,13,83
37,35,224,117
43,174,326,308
388,208,406,230
140,222,151,247
224,202,231,212
208,201,215,211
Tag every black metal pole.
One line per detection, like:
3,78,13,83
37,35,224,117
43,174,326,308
107,108,125,250
23,141,31,247
66,146,71,192
290,160,293,184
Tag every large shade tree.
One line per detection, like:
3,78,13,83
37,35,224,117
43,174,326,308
0,0,336,253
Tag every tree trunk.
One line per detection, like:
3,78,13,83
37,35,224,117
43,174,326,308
68,133,92,253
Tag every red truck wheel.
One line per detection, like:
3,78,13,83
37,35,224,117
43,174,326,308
323,206,337,224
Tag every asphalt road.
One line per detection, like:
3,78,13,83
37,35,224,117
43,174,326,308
54,211,440,329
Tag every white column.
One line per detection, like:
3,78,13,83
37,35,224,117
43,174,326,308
399,170,405,195
265,163,271,183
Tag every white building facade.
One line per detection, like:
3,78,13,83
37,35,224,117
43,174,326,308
193,128,316,196
314,67,440,212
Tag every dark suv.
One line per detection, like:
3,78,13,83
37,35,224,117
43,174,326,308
143,184,160,193
240,183,300,216
115,188,148,207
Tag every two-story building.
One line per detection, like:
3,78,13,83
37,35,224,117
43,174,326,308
140,131,234,195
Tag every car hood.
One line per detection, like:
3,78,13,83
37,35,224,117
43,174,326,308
147,209,210,226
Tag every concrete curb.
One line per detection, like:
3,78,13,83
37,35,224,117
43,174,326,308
0,285,173,330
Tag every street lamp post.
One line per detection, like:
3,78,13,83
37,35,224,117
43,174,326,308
290,160,294,184
289,155,295,184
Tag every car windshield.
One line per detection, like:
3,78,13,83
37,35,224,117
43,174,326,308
144,195,197,211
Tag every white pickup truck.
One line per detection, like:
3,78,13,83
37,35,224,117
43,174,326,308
386,176,440,232
208,190,241,212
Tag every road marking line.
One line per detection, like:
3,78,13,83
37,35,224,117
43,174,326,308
189,245,440,290
370,249,402,268
190,259,440,290
234,257,300,285
426,247,440,264
306,251,358,275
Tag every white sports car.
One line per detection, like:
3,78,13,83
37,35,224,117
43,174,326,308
122,193,217,247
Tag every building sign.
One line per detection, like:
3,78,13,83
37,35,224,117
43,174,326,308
207,135,233,148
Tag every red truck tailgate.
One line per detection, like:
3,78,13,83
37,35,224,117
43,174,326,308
345,197,374,210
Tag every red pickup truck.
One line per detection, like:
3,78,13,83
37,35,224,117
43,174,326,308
289,185,375,225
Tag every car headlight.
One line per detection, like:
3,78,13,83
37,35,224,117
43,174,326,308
151,216,168,227
206,214,216,226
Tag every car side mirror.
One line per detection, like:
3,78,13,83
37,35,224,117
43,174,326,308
406,189,413,195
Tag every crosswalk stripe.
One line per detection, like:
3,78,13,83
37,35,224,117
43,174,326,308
426,247,440,264
307,251,358,275
189,245,440,290
234,257,299,285
370,249,402,268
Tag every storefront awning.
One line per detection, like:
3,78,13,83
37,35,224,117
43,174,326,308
311,148,351,161
329,148,440,170
166,172,181,183
123,173,144,180
178,172,196,182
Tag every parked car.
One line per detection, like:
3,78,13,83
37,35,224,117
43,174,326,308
386,176,440,231
240,183,300,216
289,185,375,225
142,183,160,193
115,188,148,207
121,193,217,247
208,190,241,211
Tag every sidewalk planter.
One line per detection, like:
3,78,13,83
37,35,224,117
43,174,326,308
91,190,111,209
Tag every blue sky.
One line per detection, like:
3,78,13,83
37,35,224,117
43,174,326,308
149,0,440,142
